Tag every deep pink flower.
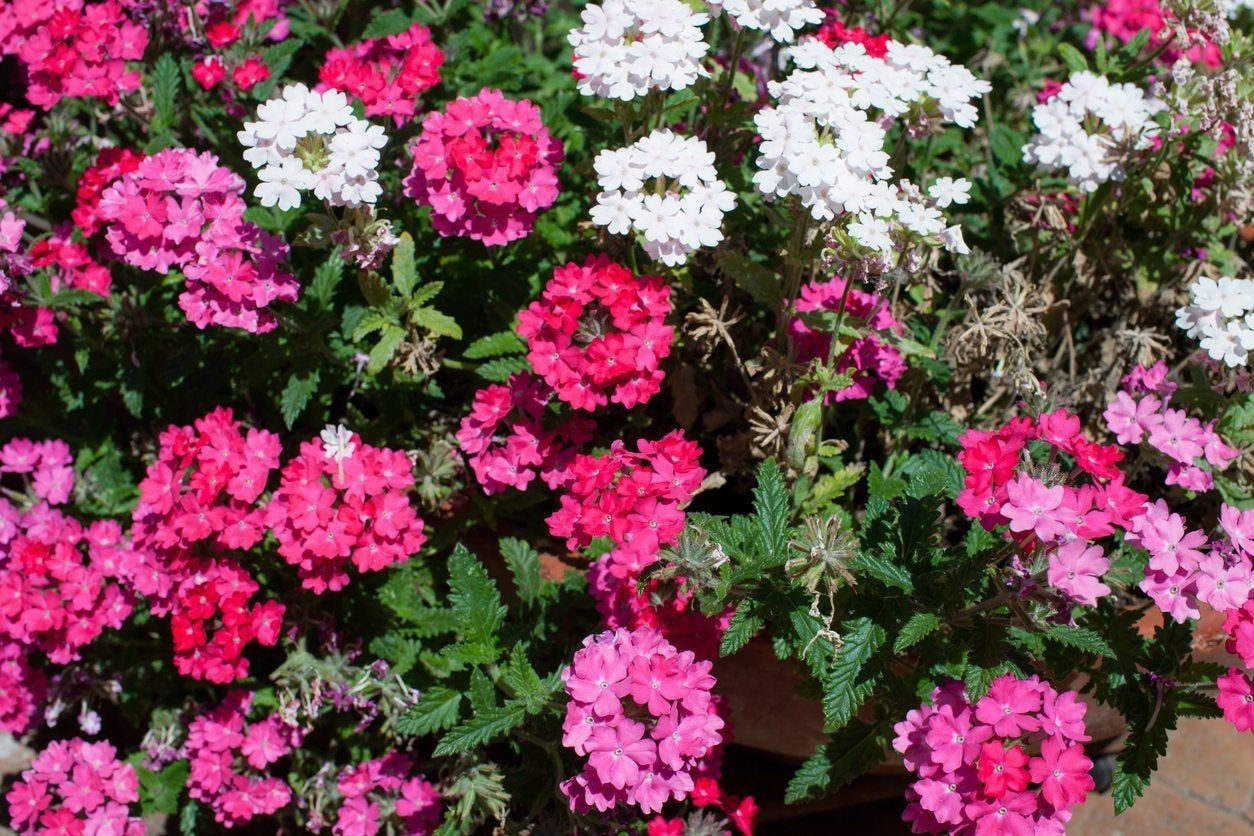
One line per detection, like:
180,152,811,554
1028,738,1094,809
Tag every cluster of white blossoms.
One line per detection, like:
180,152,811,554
707,0,823,43
1176,276,1254,367
753,39,988,257
568,0,709,101
238,84,387,211
1021,72,1162,193
590,129,736,266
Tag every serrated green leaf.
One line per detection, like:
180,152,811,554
368,324,406,374
715,250,780,306
822,618,886,732
1058,43,1090,74
476,355,529,382
850,547,913,593
392,232,418,296
148,54,181,143
465,330,526,359
752,458,790,565
719,600,764,657
279,370,320,428
501,648,552,712
1044,625,1115,658
499,537,543,604
432,704,527,757
448,544,507,659
893,612,941,653
136,760,188,815
363,7,415,38
396,686,463,736
413,306,463,340
469,667,497,713
785,721,889,804
309,251,343,307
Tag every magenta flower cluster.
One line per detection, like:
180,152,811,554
404,88,563,245
456,371,594,494
0,640,44,735
517,255,674,411
327,751,443,836
4,738,145,835
894,675,1094,834
265,432,428,593
98,147,300,333
186,691,296,828
1219,598,1254,733
560,626,724,814
789,276,907,402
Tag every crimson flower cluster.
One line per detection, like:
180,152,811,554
72,148,144,236
318,22,444,125
0,0,148,110
456,371,594,495
812,11,890,56
186,0,283,93
404,88,563,246
98,147,299,333
517,256,674,411
1219,599,1254,733
649,775,758,835
129,408,285,682
789,276,907,402
560,626,724,814
186,690,295,828
5,738,145,835
265,432,427,594
894,675,1094,834
327,752,443,836
29,232,112,298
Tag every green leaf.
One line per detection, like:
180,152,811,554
893,612,941,653
499,537,543,604
447,544,507,658
396,686,463,736
253,39,302,100
136,760,189,815
309,251,343,307
469,667,497,713
822,617,887,732
363,7,415,38
850,547,914,593
1044,625,1115,658
501,648,552,712
785,721,889,804
1058,43,1090,74
413,306,463,340
392,232,418,296
752,458,790,565
368,324,406,374
1114,700,1176,813
715,250,781,306
279,370,320,429
719,600,764,657
465,330,525,360
148,54,181,143
432,704,527,757
476,355,529,382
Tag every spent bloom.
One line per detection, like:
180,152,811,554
568,0,709,101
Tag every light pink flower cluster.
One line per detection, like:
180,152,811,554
0,639,45,734
0,437,75,505
957,409,1145,609
98,147,299,333
560,626,724,814
517,256,673,411
1104,361,1238,493
404,88,563,245
0,0,148,110
894,675,1094,834
264,430,427,593
1218,599,1254,733
789,277,907,402
456,371,594,495
186,691,295,828
129,407,285,682
317,22,444,125
1084,0,1220,69
5,738,145,835
328,751,443,836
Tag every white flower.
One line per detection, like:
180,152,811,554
569,0,709,101
590,129,735,266
320,424,357,463
240,84,388,209
928,177,971,208
1177,276,1254,367
708,0,823,43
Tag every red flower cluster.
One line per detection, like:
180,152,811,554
404,88,563,245
129,408,285,682
517,256,673,411
812,11,889,57
265,431,427,594
0,0,148,110
29,231,112,298
318,22,444,125
456,372,595,495
186,691,295,828
72,147,144,237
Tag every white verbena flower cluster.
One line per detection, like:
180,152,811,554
568,0,709,101
238,84,387,211
707,0,823,44
1176,276,1254,367
1021,71,1162,193
753,39,987,256
590,129,736,266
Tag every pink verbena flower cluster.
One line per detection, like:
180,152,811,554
957,409,1145,609
1,437,75,504
517,256,673,411
456,371,594,494
0,0,148,110
98,147,299,333
894,675,1094,834
318,22,443,125
327,751,443,836
560,626,724,814
72,148,144,237
1084,0,1221,69
186,690,295,828
0,207,60,353
0,640,45,734
29,231,112,298
1104,362,1238,493
789,276,907,402
5,738,145,835
404,88,563,245
1217,599,1254,733
264,430,427,593
129,407,285,682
